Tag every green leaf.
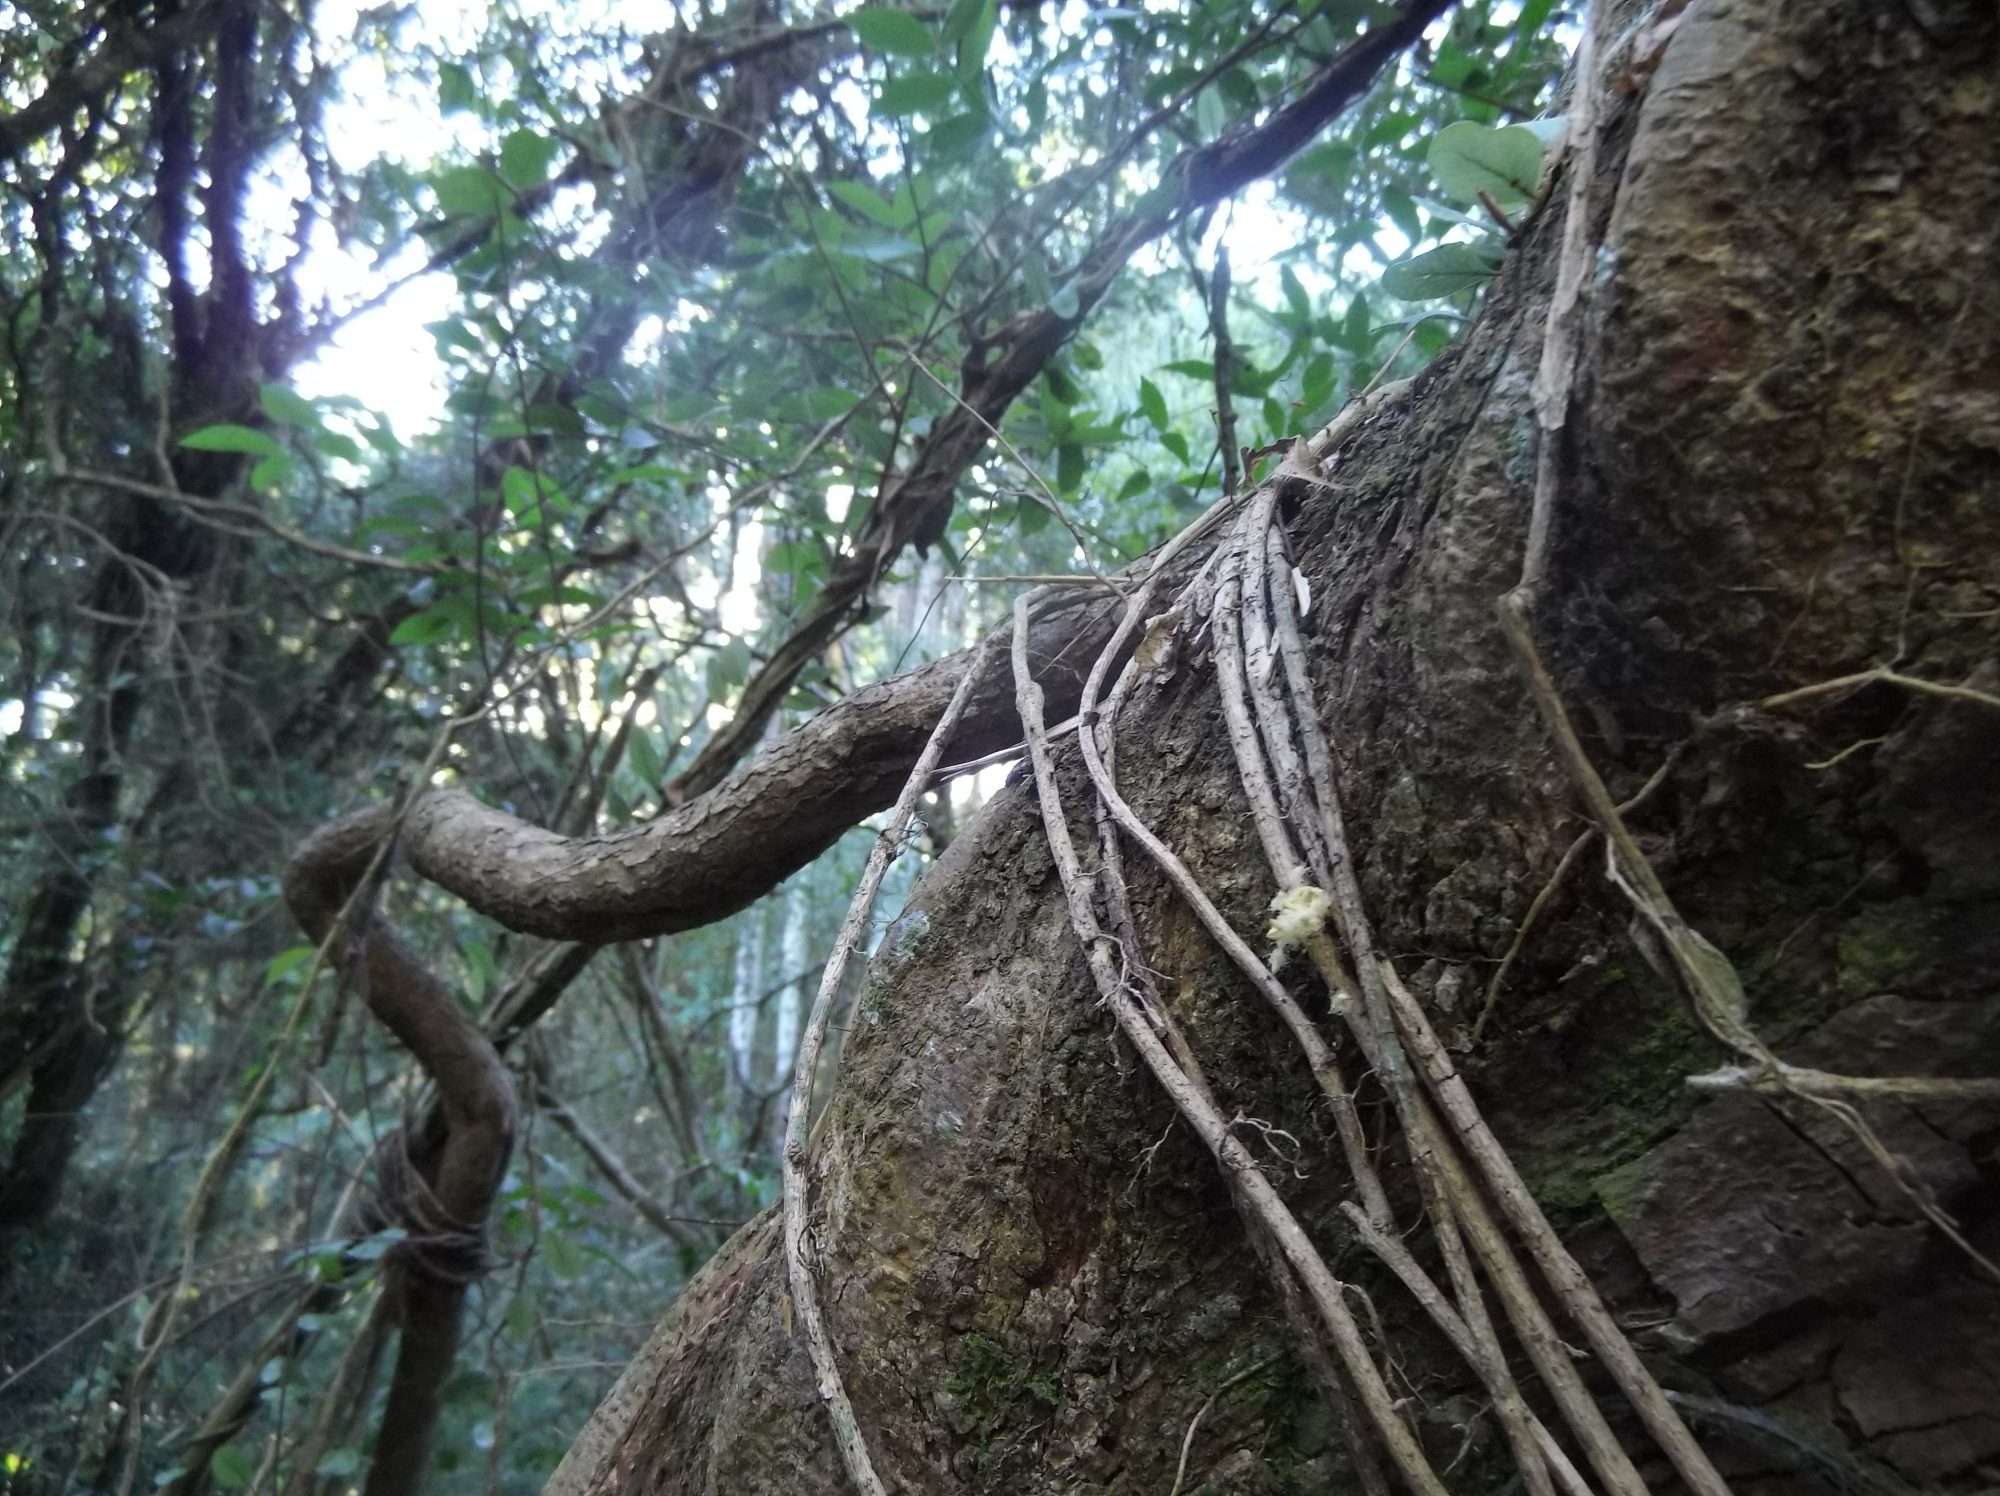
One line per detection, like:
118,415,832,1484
706,639,752,698
259,383,318,428
1038,378,1072,441
315,1450,362,1479
180,423,281,457
1228,362,1275,399
1161,359,1214,381
955,0,998,82
430,317,484,357
461,936,496,1002
504,1290,536,1339
661,391,716,423
1341,294,1375,354
1071,340,1103,372
925,111,988,158
627,726,663,786
314,430,363,462
942,0,985,42
1067,418,1124,447
1280,266,1310,323
1015,494,1050,535
435,165,505,218
1429,40,1479,91
1161,430,1190,464
389,610,457,647
802,387,856,421
1513,0,1557,36
1382,185,1422,244
265,946,317,984
1217,67,1259,114
768,537,828,582
1195,84,1228,141
837,233,921,263
248,453,294,493
211,1446,253,1490
604,462,682,487
826,180,908,227
1056,443,1084,494
848,7,934,57
1138,377,1168,432
499,128,558,190
501,464,552,514
1428,121,1546,207
1414,318,1455,358
877,70,955,116
1367,111,1421,150
542,1231,585,1280
1116,469,1150,502
348,1228,405,1262
516,583,603,609
1300,353,1336,415
438,61,476,115
1381,241,1506,301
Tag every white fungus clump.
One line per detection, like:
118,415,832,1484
1264,886,1331,972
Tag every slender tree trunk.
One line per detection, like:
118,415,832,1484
773,879,809,1091
0,499,213,1262
730,883,768,1093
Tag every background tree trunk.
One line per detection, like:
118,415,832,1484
546,3,2000,1491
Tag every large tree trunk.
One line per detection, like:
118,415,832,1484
544,2,2000,1490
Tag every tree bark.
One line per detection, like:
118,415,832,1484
0,497,218,1259
533,3,2000,1491
283,813,518,1496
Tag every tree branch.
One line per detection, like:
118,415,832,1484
667,0,1456,800
0,0,230,167
382,580,1127,943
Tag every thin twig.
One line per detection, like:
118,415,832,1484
1516,3,1604,598
1166,1354,1279,1496
904,356,1113,589
65,466,438,575
1758,665,2000,715
1473,744,1682,1045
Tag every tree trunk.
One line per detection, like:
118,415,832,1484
543,2,2000,1490
0,497,217,1260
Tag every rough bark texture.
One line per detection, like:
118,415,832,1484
390,580,1135,943
547,3,1999,1492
